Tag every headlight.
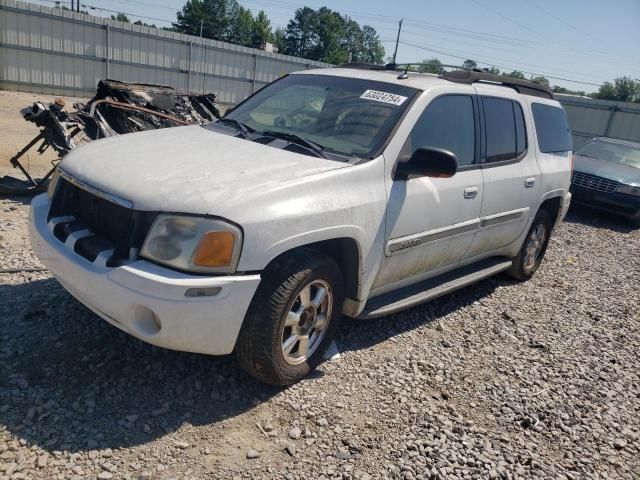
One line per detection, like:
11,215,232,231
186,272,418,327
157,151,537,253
47,169,61,199
617,184,640,196
140,214,242,273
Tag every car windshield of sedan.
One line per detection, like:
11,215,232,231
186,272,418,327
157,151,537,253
212,74,418,159
576,140,640,169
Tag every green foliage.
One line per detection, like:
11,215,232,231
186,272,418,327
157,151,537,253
418,58,444,74
173,0,274,49
530,75,550,87
552,85,587,96
462,59,477,69
110,13,130,23
503,70,526,80
252,10,272,49
594,77,640,103
486,66,500,75
173,0,238,41
133,20,158,28
280,7,384,64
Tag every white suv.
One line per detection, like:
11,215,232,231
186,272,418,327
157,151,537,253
30,66,573,385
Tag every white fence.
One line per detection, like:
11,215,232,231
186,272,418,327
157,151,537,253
557,95,640,149
0,0,328,105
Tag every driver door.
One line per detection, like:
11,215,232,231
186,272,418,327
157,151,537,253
372,93,483,293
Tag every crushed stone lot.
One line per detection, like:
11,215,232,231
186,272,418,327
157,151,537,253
0,197,639,480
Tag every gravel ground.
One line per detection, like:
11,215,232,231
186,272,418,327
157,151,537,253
1,197,639,480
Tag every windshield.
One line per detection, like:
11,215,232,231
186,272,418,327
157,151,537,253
216,74,418,159
576,140,640,169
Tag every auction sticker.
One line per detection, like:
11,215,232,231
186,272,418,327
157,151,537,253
360,90,408,106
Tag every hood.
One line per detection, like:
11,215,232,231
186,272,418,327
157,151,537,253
574,154,640,185
59,125,348,213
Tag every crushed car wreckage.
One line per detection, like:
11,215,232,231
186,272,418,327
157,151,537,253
0,80,220,195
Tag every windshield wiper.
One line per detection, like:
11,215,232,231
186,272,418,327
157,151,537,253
261,130,328,159
218,118,253,138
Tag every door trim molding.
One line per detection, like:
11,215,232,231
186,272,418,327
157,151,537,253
386,218,479,256
385,207,529,256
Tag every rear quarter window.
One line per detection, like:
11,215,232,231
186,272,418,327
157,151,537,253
531,103,572,153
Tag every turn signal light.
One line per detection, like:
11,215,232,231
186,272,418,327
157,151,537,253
193,231,236,267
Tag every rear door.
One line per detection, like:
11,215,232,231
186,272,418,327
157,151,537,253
466,89,541,257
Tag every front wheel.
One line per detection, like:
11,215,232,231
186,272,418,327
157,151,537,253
507,209,553,281
234,249,344,386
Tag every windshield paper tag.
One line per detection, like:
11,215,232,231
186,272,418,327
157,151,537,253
360,90,408,106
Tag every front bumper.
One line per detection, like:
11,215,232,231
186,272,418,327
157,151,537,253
570,184,640,220
29,194,261,355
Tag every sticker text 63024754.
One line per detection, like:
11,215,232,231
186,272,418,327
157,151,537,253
360,90,408,106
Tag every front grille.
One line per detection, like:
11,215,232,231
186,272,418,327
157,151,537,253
48,178,156,266
571,171,620,193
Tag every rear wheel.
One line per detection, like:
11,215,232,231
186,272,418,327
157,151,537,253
507,209,553,281
235,249,344,386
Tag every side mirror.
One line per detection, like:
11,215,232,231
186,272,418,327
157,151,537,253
395,147,458,180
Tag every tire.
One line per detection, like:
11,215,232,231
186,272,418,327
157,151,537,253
507,209,553,281
234,248,344,386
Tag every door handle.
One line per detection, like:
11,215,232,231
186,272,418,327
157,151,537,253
464,186,479,199
525,177,536,188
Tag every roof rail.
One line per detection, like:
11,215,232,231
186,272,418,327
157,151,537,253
440,69,554,99
335,63,389,70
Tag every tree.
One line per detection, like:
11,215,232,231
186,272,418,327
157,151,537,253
486,66,500,75
227,6,254,47
594,77,640,102
360,25,384,64
530,75,550,87
173,0,239,40
273,27,286,53
552,85,586,96
284,7,320,59
111,13,130,22
133,20,158,28
504,70,525,79
281,7,384,64
418,58,444,74
463,59,477,69
252,10,272,49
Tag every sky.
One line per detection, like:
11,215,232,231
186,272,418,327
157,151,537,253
37,0,640,93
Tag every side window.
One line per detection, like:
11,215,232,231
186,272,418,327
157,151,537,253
531,103,572,153
403,95,476,167
483,97,519,163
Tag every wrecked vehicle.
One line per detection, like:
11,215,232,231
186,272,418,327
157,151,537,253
1,80,219,195
30,66,572,386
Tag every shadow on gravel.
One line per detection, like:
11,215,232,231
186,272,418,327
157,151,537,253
2,268,508,454
564,204,638,234
339,274,506,354
0,277,279,453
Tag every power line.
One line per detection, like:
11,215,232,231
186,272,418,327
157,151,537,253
467,0,582,53
389,37,607,82
239,0,533,47
80,3,173,23
398,40,604,87
521,0,612,50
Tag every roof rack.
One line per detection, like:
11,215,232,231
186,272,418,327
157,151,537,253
440,69,554,99
335,62,555,100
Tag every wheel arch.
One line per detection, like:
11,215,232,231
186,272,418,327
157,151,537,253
262,237,363,305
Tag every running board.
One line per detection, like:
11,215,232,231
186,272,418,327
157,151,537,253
357,258,513,319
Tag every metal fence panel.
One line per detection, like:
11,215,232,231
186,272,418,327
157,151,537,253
0,0,328,104
557,95,640,149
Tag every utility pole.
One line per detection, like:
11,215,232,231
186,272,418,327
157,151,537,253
392,18,403,65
